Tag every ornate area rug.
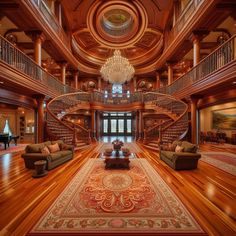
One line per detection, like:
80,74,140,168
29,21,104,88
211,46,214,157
200,152,236,176
28,159,205,235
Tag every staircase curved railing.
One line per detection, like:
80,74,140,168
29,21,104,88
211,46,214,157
143,92,188,144
47,92,91,145
143,119,172,144
62,119,91,144
46,91,188,146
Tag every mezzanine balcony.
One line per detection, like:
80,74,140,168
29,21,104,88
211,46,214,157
0,35,75,97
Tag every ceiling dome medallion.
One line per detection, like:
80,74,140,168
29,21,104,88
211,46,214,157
87,0,148,49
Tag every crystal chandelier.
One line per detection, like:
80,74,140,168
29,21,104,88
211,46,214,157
100,50,135,84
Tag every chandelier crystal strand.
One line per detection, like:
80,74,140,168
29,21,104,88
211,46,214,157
100,50,135,84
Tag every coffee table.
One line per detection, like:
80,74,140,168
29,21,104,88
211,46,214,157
105,156,130,169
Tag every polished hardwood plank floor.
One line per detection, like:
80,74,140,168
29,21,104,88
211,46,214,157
0,142,235,236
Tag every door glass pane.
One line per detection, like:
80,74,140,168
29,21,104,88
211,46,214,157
103,119,108,133
111,119,117,133
118,119,124,133
127,119,132,133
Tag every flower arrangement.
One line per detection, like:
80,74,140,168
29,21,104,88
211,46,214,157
112,139,124,151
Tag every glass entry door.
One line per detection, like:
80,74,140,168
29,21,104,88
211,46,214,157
102,112,133,136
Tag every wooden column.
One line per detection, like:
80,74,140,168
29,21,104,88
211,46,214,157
91,110,96,141
98,77,102,91
138,110,143,140
234,36,236,60
190,30,209,66
35,95,45,143
173,0,180,26
55,1,62,26
74,71,79,90
193,35,200,66
190,96,199,144
96,111,100,140
135,110,139,140
31,32,45,66
156,71,161,89
167,62,173,85
60,62,67,85
133,77,137,92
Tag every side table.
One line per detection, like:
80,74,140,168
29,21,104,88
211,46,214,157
32,160,48,178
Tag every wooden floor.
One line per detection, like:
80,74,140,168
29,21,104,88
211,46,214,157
0,142,235,236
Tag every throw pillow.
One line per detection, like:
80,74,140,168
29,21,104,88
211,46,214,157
41,146,50,155
175,145,184,153
161,144,169,151
181,141,197,153
48,143,60,153
59,143,68,151
168,143,177,151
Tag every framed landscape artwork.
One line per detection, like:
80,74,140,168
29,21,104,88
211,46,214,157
212,108,236,130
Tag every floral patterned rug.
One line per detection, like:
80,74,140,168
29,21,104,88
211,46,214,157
28,159,205,235
200,152,236,176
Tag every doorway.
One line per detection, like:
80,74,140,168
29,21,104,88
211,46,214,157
101,112,133,137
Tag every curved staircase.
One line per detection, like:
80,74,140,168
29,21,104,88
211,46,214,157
143,92,188,150
46,92,91,150
46,91,188,151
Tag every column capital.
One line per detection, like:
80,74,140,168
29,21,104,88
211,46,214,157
33,94,45,103
26,30,46,43
72,70,79,76
190,95,202,104
166,61,176,67
189,30,209,43
57,61,68,67
156,70,163,76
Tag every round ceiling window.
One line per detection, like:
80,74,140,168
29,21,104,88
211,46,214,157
101,9,133,36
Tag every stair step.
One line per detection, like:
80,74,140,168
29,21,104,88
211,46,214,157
148,143,159,147
143,144,159,152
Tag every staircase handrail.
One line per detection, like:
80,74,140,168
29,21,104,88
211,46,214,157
143,92,188,142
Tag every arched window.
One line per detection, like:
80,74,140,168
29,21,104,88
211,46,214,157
112,84,122,97
112,84,122,94
3,119,12,135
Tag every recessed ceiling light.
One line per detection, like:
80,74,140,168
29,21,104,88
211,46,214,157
0,81,4,84
233,81,236,84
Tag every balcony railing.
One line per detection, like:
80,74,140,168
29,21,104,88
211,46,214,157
165,0,203,48
161,35,236,95
31,0,70,48
91,91,143,104
0,35,75,95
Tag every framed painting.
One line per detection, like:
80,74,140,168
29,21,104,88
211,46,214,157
212,108,236,130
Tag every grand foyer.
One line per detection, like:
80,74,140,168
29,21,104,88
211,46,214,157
0,0,236,235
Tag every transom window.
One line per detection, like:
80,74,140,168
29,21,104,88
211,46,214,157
112,84,122,94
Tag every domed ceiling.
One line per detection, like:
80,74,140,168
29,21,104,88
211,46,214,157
61,0,173,75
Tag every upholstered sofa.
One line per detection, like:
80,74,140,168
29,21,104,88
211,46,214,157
160,141,201,170
22,140,74,170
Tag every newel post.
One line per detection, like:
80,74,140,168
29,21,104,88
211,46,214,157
143,129,147,144
72,126,77,146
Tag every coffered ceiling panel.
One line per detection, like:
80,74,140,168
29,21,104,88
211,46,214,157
61,0,173,75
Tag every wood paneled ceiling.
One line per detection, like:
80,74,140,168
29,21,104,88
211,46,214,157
61,0,173,75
